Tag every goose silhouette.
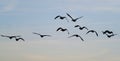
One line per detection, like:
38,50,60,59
56,27,70,34
54,15,69,22
105,33,117,38
74,25,88,30
102,30,113,34
68,34,84,41
66,13,83,22
15,37,25,41
1,35,20,39
86,30,98,36
33,32,51,38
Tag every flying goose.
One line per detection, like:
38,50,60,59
54,15,69,22
68,34,84,41
86,30,98,36
102,30,113,34
66,13,83,22
74,25,88,30
15,37,25,41
33,32,51,38
105,33,117,38
56,27,70,34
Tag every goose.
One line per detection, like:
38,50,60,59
15,37,25,41
74,25,88,30
33,32,51,38
68,34,84,41
55,15,66,20
105,33,117,38
66,13,83,22
86,30,98,36
54,15,69,22
102,30,113,34
56,27,70,34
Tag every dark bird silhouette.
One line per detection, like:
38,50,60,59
1,35,20,39
86,30,98,36
102,30,113,34
68,34,84,41
54,15,69,22
15,37,25,41
56,27,70,34
105,33,117,38
74,25,88,30
33,32,51,38
55,15,66,20
66,13,83,22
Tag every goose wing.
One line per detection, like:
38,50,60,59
74,25,80,27
86,30,92,34
54,15,60,19
43,35,51,37
18,38,25,41
94,31,98,36
33,32,41,35
56,27,62,31
11,35,21,38
66,13,74,19
75,16,84,20
1,35,9,37
68,34,76,38
78,36,84,41
82,26,89,30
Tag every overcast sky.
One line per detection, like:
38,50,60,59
0,0,120,61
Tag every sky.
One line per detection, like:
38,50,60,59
0,0,120,61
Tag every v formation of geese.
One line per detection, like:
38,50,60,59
0,12,118,42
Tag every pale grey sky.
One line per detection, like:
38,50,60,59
0,0,120,61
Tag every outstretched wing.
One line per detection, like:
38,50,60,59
86,30,91,34
68,34,84,41
54,15,60,19
68,35,76,38
79,36,84,41
78,16,84,19
75,16,84,20
82,26,89,30
107,34,117,38
94,31,98,36
1,35,9,37
18,38,25,41
74,25,80,28
14,35,21,37
11,35,21,38
33,32,41,35
56,27,62,31
43,35,51,37
66,13,73,19
20,38,25,41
